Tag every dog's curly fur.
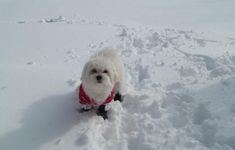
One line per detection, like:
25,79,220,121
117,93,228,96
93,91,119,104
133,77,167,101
79,48,125,111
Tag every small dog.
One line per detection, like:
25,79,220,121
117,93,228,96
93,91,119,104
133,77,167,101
77,48,125,119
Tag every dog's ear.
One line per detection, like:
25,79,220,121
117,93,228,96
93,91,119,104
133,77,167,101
81,62,89,81
112,67,118,84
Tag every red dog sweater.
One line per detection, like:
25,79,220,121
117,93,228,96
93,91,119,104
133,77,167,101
78,84,115,106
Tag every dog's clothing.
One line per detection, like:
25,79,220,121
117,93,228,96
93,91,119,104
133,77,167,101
78,84,115,106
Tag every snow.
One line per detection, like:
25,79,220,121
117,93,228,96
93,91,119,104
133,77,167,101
1,0,235,150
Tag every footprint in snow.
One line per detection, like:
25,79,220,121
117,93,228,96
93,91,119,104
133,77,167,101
26,61,35,65
193,103,212,125
0,86,7,91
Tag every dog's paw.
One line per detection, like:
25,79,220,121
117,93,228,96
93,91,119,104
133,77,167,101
114,92,124,103
78,108,92,113
96,105,108,120
78,105,93,113
97,111,108,120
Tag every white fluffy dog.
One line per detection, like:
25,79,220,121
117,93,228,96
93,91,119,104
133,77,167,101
77,48,125,119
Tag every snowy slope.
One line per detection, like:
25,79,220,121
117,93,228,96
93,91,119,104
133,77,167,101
1,0,235,150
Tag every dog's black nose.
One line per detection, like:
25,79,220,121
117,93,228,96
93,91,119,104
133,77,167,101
96,75,102,81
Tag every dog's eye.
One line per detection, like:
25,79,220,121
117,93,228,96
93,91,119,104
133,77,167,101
103,70,108,74
91,69,97,74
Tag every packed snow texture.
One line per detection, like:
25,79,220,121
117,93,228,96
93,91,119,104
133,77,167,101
1,0,235,150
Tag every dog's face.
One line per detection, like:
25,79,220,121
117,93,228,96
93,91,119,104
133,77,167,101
81,58,116,90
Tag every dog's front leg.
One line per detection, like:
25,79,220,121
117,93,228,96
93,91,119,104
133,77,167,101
96,105,108,119
79,104,93,112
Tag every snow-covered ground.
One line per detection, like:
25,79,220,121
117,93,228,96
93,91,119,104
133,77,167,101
1,0,235,150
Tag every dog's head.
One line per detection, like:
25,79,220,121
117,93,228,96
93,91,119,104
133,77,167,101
81,58,117,90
